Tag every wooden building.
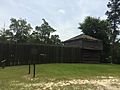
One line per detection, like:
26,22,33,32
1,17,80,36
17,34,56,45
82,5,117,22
0,34,103,66
64,34,103,63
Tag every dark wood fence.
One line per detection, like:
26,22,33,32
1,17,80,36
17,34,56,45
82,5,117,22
0,43,83,66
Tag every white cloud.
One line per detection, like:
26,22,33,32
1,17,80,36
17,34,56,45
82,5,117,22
0,0,108,40
58,9,66,14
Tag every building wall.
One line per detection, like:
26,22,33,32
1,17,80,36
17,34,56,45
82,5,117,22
82,49,101,63
64,39,103,50
64,39,103,63
82,40,103,50
64,40,82,48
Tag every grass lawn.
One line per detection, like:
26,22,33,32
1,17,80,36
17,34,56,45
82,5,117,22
0,64,120,90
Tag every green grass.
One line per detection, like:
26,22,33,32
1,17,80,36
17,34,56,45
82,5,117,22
36,64,120,79
0,64,120,90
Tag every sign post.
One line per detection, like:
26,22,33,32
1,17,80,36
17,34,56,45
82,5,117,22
30,48,38,78
28,63,31,74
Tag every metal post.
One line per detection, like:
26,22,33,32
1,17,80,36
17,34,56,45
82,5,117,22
28,64,31,74
31,48,37,78
33,64,35,78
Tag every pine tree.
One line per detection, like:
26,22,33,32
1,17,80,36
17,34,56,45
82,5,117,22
106,0,120,63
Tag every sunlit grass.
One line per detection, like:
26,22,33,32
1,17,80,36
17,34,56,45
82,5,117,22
0,64,120,89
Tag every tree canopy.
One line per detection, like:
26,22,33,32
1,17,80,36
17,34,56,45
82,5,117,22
0,18,62,45
78,16,111,62
30,19,62,45
106,0,120,63
78,16,111,43
9,18,32,43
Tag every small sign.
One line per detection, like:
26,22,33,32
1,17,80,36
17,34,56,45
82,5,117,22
40,54,46,56
1,60,6,63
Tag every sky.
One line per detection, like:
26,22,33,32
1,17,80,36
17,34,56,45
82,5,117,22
0,0,108,41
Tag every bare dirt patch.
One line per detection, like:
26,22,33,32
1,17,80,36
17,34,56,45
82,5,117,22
10,76,120,90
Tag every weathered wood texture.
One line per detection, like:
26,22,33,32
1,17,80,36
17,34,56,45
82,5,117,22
82,49,101,63
0,43,101,66
64,34,103,50
64,40,103,50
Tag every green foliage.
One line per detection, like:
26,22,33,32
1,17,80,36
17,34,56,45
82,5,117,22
30,19,62,45
106,0,120,32
0,28,13,42
35,18,56,43
9,18,32,43
78,16,111,63
79,16,111,42
106,0,120,63
0,18,61,45
50,35,62,45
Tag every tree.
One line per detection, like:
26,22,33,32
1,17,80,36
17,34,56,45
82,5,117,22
106,0,120,63
29,31,41,43
35,19,56,44
31,19,62,44
9,18,32,43
50,35,62,45
78,16,111,63
0,27,13,42
0,28,8,42
0,18,62,45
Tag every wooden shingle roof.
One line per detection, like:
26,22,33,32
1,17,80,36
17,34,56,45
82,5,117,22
64,34,101,42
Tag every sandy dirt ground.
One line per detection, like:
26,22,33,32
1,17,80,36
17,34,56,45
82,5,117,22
10,76,120,90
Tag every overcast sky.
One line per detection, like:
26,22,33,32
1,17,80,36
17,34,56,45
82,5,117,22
0,0,108,41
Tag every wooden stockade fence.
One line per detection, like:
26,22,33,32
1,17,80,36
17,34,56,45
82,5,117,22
0,43,83,66
0,42,101,67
